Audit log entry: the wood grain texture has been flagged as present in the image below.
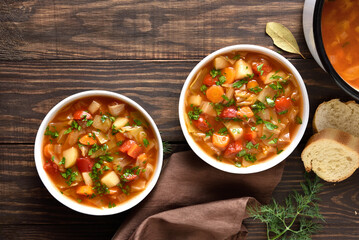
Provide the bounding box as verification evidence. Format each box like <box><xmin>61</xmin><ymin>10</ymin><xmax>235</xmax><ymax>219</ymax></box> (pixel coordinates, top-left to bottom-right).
<box><xmin>0</xmin><ymin>59</ymin><xmax>354</xmax><ymax>144</ymax></box>
<box><xmin>0</xmin><ymin>0</ymin><xmax>308</xmax><ymax>60</ymax></box>
<box><xmin>1</xmin><ymin>144</ymin><xmax>359</xmax><ymax>239</ymax></box>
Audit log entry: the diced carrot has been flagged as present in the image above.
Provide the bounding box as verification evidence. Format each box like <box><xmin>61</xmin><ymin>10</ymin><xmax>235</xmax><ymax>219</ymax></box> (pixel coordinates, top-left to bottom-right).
<box><xmin>206</xmin><ymin>85</ymin><xmax>224</xmax><ymax>103</ymax></box>
<box><xmin>237</xmin><ymin>106</ymin><xmax>254</xmax><ymax>118</ymax></box>
<box><xmin>212</xmin><ymin>133</ymin><xmax>230</xmax><ymax>149</ymax></box>
<box><xmin>127</xmin><ymin>144</ymin><xmax>144</xmax><ymax>159</ymax></box>
<box><xmin>247</xmin><ymin>80</ymin><xmax>259</xmax><ymax>89</ymax></box>
<box><xmin>244</xmin><ymin>130</ymin><xmax>257</xmax><ymax>143</ymax></box>
<box><xmin>79</xmin><ymin>134</ymin><xmax>97</xmax><ymax>146</ymax></box>
<box><xmin>137</xmin><ymin>153</ymin><xmax>147</xmax><ymax>162</ymax></box>
<box><xmin>108</xmin><ymin>187</ymin><xmax>119</xmax><ymax>195</ymax></box>
<box><xmin>44</xmin><ymin>144</ymin><xmax>54</xmax><ymax>158</ymax></box>
<box><xmin>221</xmin><ymin>67</ymin><xmax>235</xmax><ymax>84</ymax></box>
<box><xmin>115</xmin><ymin>132</ymin><xmax>126</xmax><ymax>142</ymax></box>
<box><xmin>119</xmin><ymin>140</ymin><xmax>136</xmax><ymax>153</ymax></box>
<box><xmin>76</xmin><ymin>185</ymin><xmax>94</xmax><ymax>196</ymax></box>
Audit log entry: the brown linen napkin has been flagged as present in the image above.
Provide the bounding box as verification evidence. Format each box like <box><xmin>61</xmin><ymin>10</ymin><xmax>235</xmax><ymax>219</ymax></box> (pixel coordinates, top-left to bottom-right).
<box><xmin>113</xmin><ymin>151</ymin><xmax>285</xmax><ymax>240</ymax></box>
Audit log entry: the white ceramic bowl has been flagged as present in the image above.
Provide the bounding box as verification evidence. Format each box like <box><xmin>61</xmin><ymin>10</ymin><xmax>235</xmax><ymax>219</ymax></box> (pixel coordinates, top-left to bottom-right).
<box><xmin>34</xmin><ymin>90</ymin><xmax>163</xmax><ymax>215</ymax></box>
<box><xmin>178</xmin><ymin>45</ymin><xmax>309</xmax><ymax>174</ymax></box>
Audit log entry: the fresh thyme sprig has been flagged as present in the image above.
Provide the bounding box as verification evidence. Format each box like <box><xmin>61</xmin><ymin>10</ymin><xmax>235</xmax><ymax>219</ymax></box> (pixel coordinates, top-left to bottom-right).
<box><xmin>248</xmin><ymin>173</ymin><xmax>324</xmax><ymax>240</ymax></box>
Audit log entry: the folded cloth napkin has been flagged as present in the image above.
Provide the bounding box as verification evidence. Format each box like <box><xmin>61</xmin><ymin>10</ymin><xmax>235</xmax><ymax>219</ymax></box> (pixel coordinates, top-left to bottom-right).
<box><xmin>113</xmin><ymin>151</ymin><xmax>285</xmax><ymax>240</ymax></box>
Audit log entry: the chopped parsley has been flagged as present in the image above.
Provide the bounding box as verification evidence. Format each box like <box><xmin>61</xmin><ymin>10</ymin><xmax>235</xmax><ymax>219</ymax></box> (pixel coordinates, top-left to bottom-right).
<box><xmin>206</xmin><ymin>129</ymin><xmax>214</xmax><ymax>137</ymax></box>
<box><xmin>264</xmin><ymin>121</ymin><xmax>278</xmax><ymax>130</ymax></box>
<box><xmin>222</xmin><ymin>95</ymin><xmax>230</xmax><ymax>101</ymax></box>
<box><xmin>188</xmin><ymin>105</ymin><xmax>203</xmax><ymax>120</ymax></box>
<box><xmin>233</xmin><ymin>54</ymin><xmax>241</xmax><ymax>60</ymax></box>
<box><xmin>255</xmin><ymin>115</ymin><xmax>264</xmax><ymax>125</ymax></box>
<box><xmin>210</xmin><ymin>68</ymin><xmax>221</xmax><ymax>78</ymax></box>
<box><xmin>296</xmin><ymin>116</ymin><xmax>302</xmax><ymax>124</ymax></box>
<box><xmin>246</xmin><ymin>141</ymin><xmax>259</xmax><ymax>149</ymax></box>
<box><xmin>61</xmin><ymin>169</ymin><xmax>78</xmax><ymax>186</ymax></box>
<box><xmin>216</xmin><ymin>76</ymin><xmax>226</xmax><ymax>86</ymax></box>
<box><xmin>235</xmin><ymin>162</ymin><xmax>242</xmax><ymax>168</ymax></box>
<box><xmin>211</xmin><ymin>103</ymin><xmax>224</xmax><ymax>116</ymax></box>
<box><xmin>249</xmin><ymin>86</ymin><xmax>263</xmax><ymax>93</ymax></box>
<box><xmin>200</xmin><ymin>85</ymin><xmax>208</xmax><ymax>95</ymax></box>
<box><xmin>277</xmin><ymin>148</ymin><xmax>283</xmax><ymax>154</ymax></box>
<box><xmin>88</xmin><ymin>144</ymin><xmax>100</xmax><ymax>156</ymax></box>
<box><xmin>218</xmin><ymin>127</ymin><xmax>228</xmax><ymax>136</ymax></box>
<box><xmin>269</xmin><ymin>70</ymin><xmax>282</xmax><ymax>80</ymax></box>
<box><xmin>236</xmin><ymin>150</ymin><xmax>257</xmax><ymax>162</ymax></box>
<box><xmin>257</xmin><ymin>63</ymin><xmax>264</xmax><ymax>75</ymax></box>
<box><xmin>278</xmin><ymin>110</ymin><xmax>288</xmax><ymax>115</ymax></box>
<box><xmin>233</xmin><ymin>79</ymin><xmax>248</xmax><ymax>89</ymax></box>
<box><xmin>133</xmin><ymin>119</ymin><xmax>142</xmax><ymax>126</ymax></box>
<box><xmin>86</xmin><ymin>119</ymin><xmax>94</xmax><ymax>127</ymax></box>
<box><xmin>268</xmin><ymin>138</ymin><xmax>278</xmax><ymax>144</ymax></box>
<box><xmin>251</xmin><ymin>101</ymin><xmax>266</xmax><ymax>113</ymax></box>
<box><xmin>108</xmin><ymin>202</ymin><xmax>116</xmax><ymax>208</ymax></box>
<box><xmin>59</xmin><ymin>157</ymin><xmax>65</xmax><ymax>165</ymax></box>
<box><xmin>265</xmin><ymin>97</ymin><xmax>275</xmax><ymax>107</ymax></box>
<box><xmin>44</xmin><ymin>127</ymin><xmax>59</xmax><ymax>138</ymax></box>
<box><xmin>99</xmin><ymin>154</ymin><xmax>113</xmax><ymax>162</ymax></box>
<box><xmin>143</xmin><ymin>138</ymin><xmax>149</xmax><ymax>147</ymax></box>
<box><xmin>101</xmin><ymin>114</ymin><xmax>115</xmax><ymax>123</ymax></box>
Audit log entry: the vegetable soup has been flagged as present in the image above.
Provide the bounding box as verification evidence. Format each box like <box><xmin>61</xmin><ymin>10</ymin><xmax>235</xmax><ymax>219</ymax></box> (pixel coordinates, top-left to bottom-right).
<box><xmin>184</xmin><ymin>51</ymin><xmax>303</xmax><ymax>168</ymax></box>
<box><xmin>321</xmin><ymin>0</ymin><xmax>359</xmax><ymax>89</ymax></box>
<box><xmin>42</xmin><ymin>97</ymin><xmax>158</xmax><ymax>209</ymax></box>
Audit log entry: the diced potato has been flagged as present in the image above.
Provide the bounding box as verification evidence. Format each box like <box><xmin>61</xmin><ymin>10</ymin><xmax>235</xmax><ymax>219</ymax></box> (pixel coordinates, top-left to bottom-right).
<box><xmin>93</xmin><ymin>115</ymin><xmax>111</xmax><ymax>132</ymax></box>
<box><xmin>108</xmin><ymin>103</ymin><xmax>125</xmax><ymax>117</ymax></box>
<box><xmin>263</xmin><ymin>70</ymin><xmax>287</xmax><ymax>84</ymax></box>
<box><xmin>234</xmin><ymin>59</ymin><xmax>253</xmax><ymax>80</ymax></box>
<box><xmin>101</xmin><ymin>171</ymin><xmax>120</xmax><ymax>188</ymax></box>
<box><xmin>63</xmin><ymin>147</ymin><xmax>79</xmax><ymax>168</ymax></box>
<box><xmin>93</xmin><ymin>130</ymin><xmax>109</xmax><ymax>144</ymax></box>
<box><xmin>214</xmin><ymin>56</ymin><xmax>230</xmax><ymax>69</ymax></box>
<box><xmin>223</xmin><ymin>122</ymin><xmax>243</xmax><ymax>140</ymax></box>
<box><xmin>188</xmin><ymin>95</ymin><xmax>202</xmax><ymax>106</ymax></box>
<box><xmin>131</xmin><ymin>179</ymin><xmax>146</xmax><ymax>192</ymax></box>
<box><xmin>113</xmin><ymin>117</ymin><xmax>129</xmax><ymax>130</ymax></box>
<box><xmin>88</xmin><ymin>100</ymin><xmax>101</xmax><ymax>114</ymax></box>
<box><xmin>82</xmin><ymin>172</ymin><xmax>93</xmax><ymax>186</ymax></box>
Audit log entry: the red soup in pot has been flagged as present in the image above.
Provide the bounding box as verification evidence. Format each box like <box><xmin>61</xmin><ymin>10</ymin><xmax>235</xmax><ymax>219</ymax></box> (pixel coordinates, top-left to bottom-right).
<box><xmin>322</xmin><ymin>0</ymin><xmax>359</xmax><ymax>89</ymax></box>
<box><xmin>42</xmin><ymin>97</ymin><xmax>158</xmax><ymax>209</ymax></box>
<box><xmin>184</xmin><ymin>51</ymin><xmax>303</xmax><ymax>168</ymax></box>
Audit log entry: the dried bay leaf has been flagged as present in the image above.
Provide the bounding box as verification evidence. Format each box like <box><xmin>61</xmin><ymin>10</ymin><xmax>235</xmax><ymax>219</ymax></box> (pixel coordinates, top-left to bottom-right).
<box><xmin>266</xmin><ymin>22</ymin><xmax>305</xmax><ymax>59</ymax></box>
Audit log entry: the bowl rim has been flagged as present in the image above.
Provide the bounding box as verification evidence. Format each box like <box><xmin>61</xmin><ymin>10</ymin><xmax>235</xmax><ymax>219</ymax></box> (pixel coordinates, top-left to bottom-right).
<box><xmin>178</xmin><ymin>44</ymin><xmax>309</xmax><ymax>174</ymax></box>
<box><xmin>34</xmin><ymin>90</ymin><xmax>163</xmax><ymax>216</ymax></box>
<box><xmin>313</xmin><ymin>0</ymin><xmax>359</xmax><ymax>101</ymax></box>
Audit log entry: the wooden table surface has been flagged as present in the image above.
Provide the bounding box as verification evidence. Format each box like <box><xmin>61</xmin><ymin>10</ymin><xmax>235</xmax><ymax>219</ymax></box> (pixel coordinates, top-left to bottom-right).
<box><xmin>1</xmin><ymin>0</ymin><xmax>358</xmax><ymax>239</ymax></box>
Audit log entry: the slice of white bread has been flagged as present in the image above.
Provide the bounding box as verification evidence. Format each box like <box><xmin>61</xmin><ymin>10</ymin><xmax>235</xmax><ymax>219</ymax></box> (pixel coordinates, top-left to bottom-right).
<box><xmin>301</xmin><ymin>128</ymin><xmax>359</xmax><ymax>182</ymax></box>
<box><xmin>313</xmin><ymin>99</ymin><xmax>359</xmax><ymax>137</ymax></box>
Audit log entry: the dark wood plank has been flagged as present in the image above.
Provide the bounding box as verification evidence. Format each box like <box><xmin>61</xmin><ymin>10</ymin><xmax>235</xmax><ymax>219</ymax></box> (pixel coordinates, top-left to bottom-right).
<box><xmin>1</xmin><ymin>144</ymin><xmax>359</xmax><ymax>240</ymax></box>
<box><xmin>0</xmin><ymin>0</ymin><xmax>308</xmax><ymax>60</ymax></box>
<box><xmin>0</xmin><ymin>59</ymin><xmax>354</xmax><ymax>144</ymax></box>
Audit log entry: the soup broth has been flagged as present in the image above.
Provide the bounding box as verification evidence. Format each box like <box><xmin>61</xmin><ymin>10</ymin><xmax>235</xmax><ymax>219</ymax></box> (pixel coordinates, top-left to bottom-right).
<box><xmin>322</xmin><ymin>0</ymin><xmax>359</xmax><ymax>89</ymax></box>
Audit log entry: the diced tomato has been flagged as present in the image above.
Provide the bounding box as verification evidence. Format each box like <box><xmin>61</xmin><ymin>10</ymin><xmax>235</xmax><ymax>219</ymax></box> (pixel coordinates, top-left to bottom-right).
<box><xmin>119</xmin><ymin>140</ymin><xmax>136</xmax><ymax>153</ymax></box>
<box><xmin>192</xmin><ymin>115</ymin><xmax>210</xmax><ymax>132</ymax></box>
<box><xmin>220</xmin><ymin>106</ymin><xmax>237</xmax><ymax>119</ymax></box>
<box><xmin>127</xmin><ymin>144</ymin><xmax>144</xmax><ymax>159</ymax></box>
<box><xmin>76</xmin><ymin>157</ymin><xmax>94</xmax><ymax>172</ymax></box>
<box><xmin>119</xmin><ymin>140</ymin><xmax>143</xmax><ymax>159</ymax></box>
<box><xmin>224</xmin><ymin>140</ymin><xmax>243</xmax><ymax>157</ymax></box>
<box><xmin>203</xmin><ymin>73</ymin><xmax>218</xmax><ymax>86</ymax></box>
<box><xmin>43</xmin><ymin>162</ymin><xmax>59</xmax><ymax>174</ymax></box>
<box><xmin>252</xmin><ymin>59</ymin><xmax>272</xmax><ymax>76</ymax></box>
<box><xmin>244</xmin><ymin>129</ymin><xmax>257</xmax><ymax>143</ymax></box>
<box><xmin>275</xmin><ymin>97</ymin><xmax>292</xmax><ymax>113</ymax></box>
<box><xmin>73</xmin><ymin>110</ymin><xmax>92</xmax><ymax>120</ymax></box>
